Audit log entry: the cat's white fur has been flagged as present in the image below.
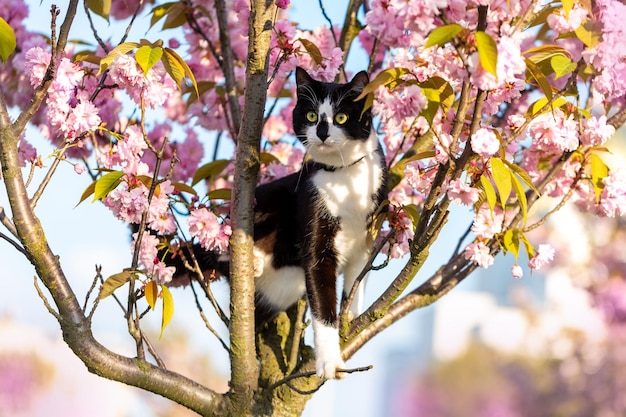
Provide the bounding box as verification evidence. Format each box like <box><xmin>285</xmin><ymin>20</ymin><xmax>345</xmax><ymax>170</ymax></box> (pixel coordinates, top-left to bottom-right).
<box><xmin>253</xmin><ymin>96</ymin><xmax>383</xmax><ymax>379</ymax></box>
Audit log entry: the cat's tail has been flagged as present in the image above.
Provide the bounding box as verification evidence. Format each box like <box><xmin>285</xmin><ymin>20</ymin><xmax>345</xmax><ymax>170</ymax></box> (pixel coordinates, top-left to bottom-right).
<box><xmin>162</xmin><ymin>242</ymin><xmax>230</xmax><ymax>287</ymax></box>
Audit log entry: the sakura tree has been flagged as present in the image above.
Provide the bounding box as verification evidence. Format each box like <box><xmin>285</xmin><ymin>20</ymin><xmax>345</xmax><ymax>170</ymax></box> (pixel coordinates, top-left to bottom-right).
<box><xmin>0</xmin><ymin>0</ymin><xmax>624</xmax><ymax>416</ymax></box>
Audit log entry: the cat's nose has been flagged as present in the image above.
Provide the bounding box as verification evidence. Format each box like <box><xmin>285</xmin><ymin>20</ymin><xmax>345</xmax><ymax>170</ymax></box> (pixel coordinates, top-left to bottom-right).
<box><xmin>317</xmin><ymin>121</ymin><xmax>329</xmax><ymax>142</ymax></box>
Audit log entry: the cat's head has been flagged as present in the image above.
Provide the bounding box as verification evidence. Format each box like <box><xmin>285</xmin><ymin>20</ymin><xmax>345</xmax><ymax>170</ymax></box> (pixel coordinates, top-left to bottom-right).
<box><xmin>292</xmin><ymin>67</ymin><xmax>376</xmax><ymax>168</ymax></box>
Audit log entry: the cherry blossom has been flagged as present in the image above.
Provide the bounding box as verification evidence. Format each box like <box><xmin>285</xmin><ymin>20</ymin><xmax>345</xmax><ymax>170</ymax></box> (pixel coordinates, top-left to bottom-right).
<box><xmin>528</xmin><ymin>244</ymin><xmax>555</xmax><ymax>271</ymax></box>
<box><xmin>470</xmin><ymin>128</ymin><xmax>500</xmax><ymax>157</ymax></box>
<box><xmin>447</xmin><ymin>179</ymin><xmax>480</xmax><ymax>206</ymax></box>
<box><xmin>464</xmin><ymin>242</ymin><xmax>495</xmax><ymax>269</ymax></box>
<box><xmin>187</xmin><ymin>207</ymin><xmax>232</xmax><ymax>253</ymax></box>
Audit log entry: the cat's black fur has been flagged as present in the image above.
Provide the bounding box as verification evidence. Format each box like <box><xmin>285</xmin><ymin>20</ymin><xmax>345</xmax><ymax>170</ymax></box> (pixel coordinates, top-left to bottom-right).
<box><xmin>171</xmin><ymin>67</ymin><xmax>387</xmax><ymax>379</ymax></box>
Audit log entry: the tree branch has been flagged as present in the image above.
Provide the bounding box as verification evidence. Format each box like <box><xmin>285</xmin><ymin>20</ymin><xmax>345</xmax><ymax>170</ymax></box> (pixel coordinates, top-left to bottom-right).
<box><xmin>228</xmin><ymin>0</ymin><xmax>276</xmax><ymax>413</ymax></box>
<box><xmin>215</xmin><ymin>0</ymin><xmax>242</xmax><ymax>137</ymax></box>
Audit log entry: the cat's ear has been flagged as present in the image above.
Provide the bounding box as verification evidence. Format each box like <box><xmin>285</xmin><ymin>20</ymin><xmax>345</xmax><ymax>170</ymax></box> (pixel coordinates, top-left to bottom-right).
<box><xmin>295</xmin><ymin>66</ymin><xmax>314</xmax><ymax>88</ymax></box>
<box><xmin>348</xmin><ymin>71</ymin><xmax>370</xmax><ymax>94</ymax></box>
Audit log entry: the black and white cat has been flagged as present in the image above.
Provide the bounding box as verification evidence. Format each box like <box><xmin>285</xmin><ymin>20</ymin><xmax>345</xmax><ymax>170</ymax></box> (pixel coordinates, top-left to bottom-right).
<box><xmin>177</xmin><ymin>67</ymin><xmax>387</xmax><ymax>379</ymax></box>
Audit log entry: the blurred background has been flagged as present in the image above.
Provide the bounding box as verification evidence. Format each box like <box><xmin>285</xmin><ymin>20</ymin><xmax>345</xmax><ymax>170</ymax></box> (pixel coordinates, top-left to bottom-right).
<box><xmin>2</xmin><ymin>2</ymin><xmax>626</xmax><ymax>417</ymax></box>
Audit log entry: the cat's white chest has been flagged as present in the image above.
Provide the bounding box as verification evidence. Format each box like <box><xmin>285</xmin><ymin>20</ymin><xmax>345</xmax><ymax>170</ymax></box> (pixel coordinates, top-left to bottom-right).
<box><xmin>312</xmin><ymin>154</ymin><xmax>383</xmax><ymax>260</ymax></box>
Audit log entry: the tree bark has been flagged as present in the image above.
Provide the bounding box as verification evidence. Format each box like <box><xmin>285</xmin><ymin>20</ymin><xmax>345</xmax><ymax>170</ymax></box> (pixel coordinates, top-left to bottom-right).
<box><xmin>228</xmin><ymin>0</ymin><xmax>277</xmax><ymax>414</ymax></box>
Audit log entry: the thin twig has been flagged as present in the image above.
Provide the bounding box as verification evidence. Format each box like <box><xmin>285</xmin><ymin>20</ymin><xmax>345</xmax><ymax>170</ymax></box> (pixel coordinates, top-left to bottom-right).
<box><xmin>269</xmin><ymin>365</ymin><xmax>373</xmax><ymax>393</ymax></box>
<box><xmin>0</xmin><ymin>207</ymin><xmax>17</xmax><ymax>239</ymax></box>
<box><xmin>83</xmin><ymin>265</ymin><xmax>102</xmax><ymax>313</ymax></box>
<box><xmin>83</xmin><ymin>0</ymin><xmax>109</xmax><ymax>53</ymax></box>
<box><xmin>0</xmin><ymin>231</ymin><xmax>28</xmax><ymax>258</ymax></box>
<box><xmin>34</xmin><ymin>276</ymin><xmax>61</xmax><ymax>320</ymax></box>
<box><xmin>30</xmin><ymin>142</ymin><xmax>72</xmax><ymax>209</ymax></box>
<box><xmin>190</xmin><ymin>279</ymin><xmax>230</xmax><ymax>352</ymax></box>
<box><xmin>141</xmin><ymin>331</ymin><xmax>166</xmax><ymax>368</ymax></box>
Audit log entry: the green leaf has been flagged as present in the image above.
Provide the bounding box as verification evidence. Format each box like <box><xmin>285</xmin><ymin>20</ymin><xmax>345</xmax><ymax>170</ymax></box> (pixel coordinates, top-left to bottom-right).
<box><xmin>77</xmin><ymin>180</ymin><xmax>97</xmax><ymax>206</ymax></box>
<box><xmin>93</xmin><ymin>171</ymin><xmax>125</xmax><ymax>201</ymax></box>
<box><xmin>550</xmin><ymin>55</ymin><xmax>577</xmax><ymax>79</ymax></box>
<box><xmin>401</xmin><ymin>204</ymin><xmax>421</xmax><ymax>227</ymax></box>
<box><xmin>425</xmin><ymin>23</ymin><xmax>463</xmax><ymax>48</ymax></box>
<box><xmin>525</xmin><ymin>57</ymin><xmax>553</xmax><ymax>100</ymax></box>
<box><xmin>135</xmin><ymin>45</ymin><xmax>163</xmax><ymax>76</ymax></box>
<box><xmin>161</xmin><ymin>2</ymin><xmax>188</xmax><ymax>30</ymax></box>
<box><xmin>511</xmin><ymin>174</ymin><xmax>528</xmax><ymax>225</ymax></box>
<box><xmin>480</xmin><ymin>174</ymin><xmax>497</xmax><ymax>213</ymax></box>
<box><xmin>87</xmin><ymin>0</ymin><xmax>112</xmax><ymax>21</ymax></box>
<box><xmin>260</xmin><ymin>152</ymin><xmax>281</xmax><ymax>165</ymax></box>
<box><xmin>527</xmin><ymin>96</ymin><xmax>569</xmax><ymax>116</ymax></box>
<box><xmin>0</xmin><ymin>17</ymin><xmax>16</xmax><ymax>62</ymax></box>
<box><xmin>574</xmin><ymin>19</ymin><xmax>601</xmax><ymax>48</ymax></box>
<box><xmin>354</xmin><ymin>67</ymin><xmax>412</xmax><ymax>101</ymax></box>
<box><xmin>519</xmin><ymin>230</ymin><xmax>535</xmax><ymax>259</ymax></box>
<box><xmin>150</xmin><ymin>2</ymin><xmax>177</xmax><ymax>28</ymax></box>
<box><xmin>160</xmin><ymin>285</ymin><xmax>174</xmax><ymax>339</ymax></box>
<box><xmin>354</xmin><ymin>67</ymin><xmax>412</xmax><ymax>117</ymax></box>
<box><xmin>172</xmin><ymin>181</ymin><xmax>197</xmax><ymax>196</ymax></box>
<box><xmin>523</xmin><ymin>44</ymin><xmax>572</xmax><ymax>63</ymax></box>
<box><xmin>503</xmin><ymin>229</ymin><xmax>520</xmax><ymax>258</ymax></box>
<box><xmin>98</xmin><ymin>42</ymin><xmax>141</xmax><ymax>74</ymax></box>
<box><xmin>503</xmin><ymin>160</ymin><xmax>540</xmax><ymax>196</ymax></box>
<box><xmin>420</xmin><ymin>76</ymin><xmax>455</xmax><ymax>113</ymax></box>
<box><xmin>207</xmin><ymin>188</ymin><xmax>232</xmax><ymax>201</ymax></box>
<box><xmin>100</xmin><ymin>270</ymin><xmax>135</xmax><ymax>299</ymax></box>
<box><xmin>490</xmin><ymin>158</ymin><xmax>512</xmax><ymax>210</ymax></box>
<box><xmin>192</xmin><ymin>159</ymin><xmax>230</xmax><ymax>186</ymax></box>
<box><xmin>475</xmin><ymin>31</ymin><xmax>498</xmax><ymax>77</ymax></box>
<box><xmin>162</xmin><ymin>47</ymin><xmax>198</xmax><ymax>96</ymax></box>
<box><xmin>590</xmin><ymin>153</ymin><xmax>609</xmax><ymax>203</ymax></box>
<box><xmin>298</xmin><ymin>38</ymin><xmax>323</xmax><ymax>66</ymax></box>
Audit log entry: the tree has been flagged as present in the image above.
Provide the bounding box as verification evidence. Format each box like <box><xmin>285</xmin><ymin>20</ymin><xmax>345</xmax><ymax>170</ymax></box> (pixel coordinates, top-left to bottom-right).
<box><xmin>0</xmin><ymin>0</ymin><xmax>625</xmax><ymax>416</ymax></box>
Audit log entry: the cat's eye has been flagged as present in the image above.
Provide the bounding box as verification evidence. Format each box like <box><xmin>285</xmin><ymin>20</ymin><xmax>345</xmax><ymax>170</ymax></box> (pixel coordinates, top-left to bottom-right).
<box><xmin>334</xmin><ymin>113</ymin><xmax>348</xmax><ymax>125</ymax></box>
<box><xmin>306</xmin><ymin>111</ymin><xmax>318</xmax><ymax>123</ymax></box>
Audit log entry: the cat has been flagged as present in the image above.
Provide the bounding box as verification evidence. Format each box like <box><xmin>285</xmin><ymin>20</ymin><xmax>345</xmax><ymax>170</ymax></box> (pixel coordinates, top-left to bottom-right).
<box><xmin>172</xmin><ymin>67</ymin><xmax>387</xmax><ymax>379</ymax></box>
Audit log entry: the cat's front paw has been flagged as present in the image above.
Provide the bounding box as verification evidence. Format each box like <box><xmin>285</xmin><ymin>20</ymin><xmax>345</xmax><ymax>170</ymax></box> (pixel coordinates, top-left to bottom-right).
<box><xmin>316</xmin><ymin>351</ymin><xmax>346</xmax><ymax>380</ymax></box>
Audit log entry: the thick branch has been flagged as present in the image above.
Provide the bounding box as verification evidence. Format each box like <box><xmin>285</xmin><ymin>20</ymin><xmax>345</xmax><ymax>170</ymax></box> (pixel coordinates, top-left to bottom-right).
<box><xmin>228</xmin><ymin>0</ymin><xmax>276</xmax><ymax>413</ymax></box>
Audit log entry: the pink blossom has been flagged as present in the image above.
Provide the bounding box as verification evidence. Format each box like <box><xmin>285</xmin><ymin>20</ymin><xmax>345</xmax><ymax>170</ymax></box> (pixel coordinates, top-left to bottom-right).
<box><xmin>104</xmin><ymin>182</ymin><xmax>149</xmax><ymax>224</ymax></box>
<box><xmin>263</xmin><ymin>115</ymin><xmax>289</xmax><ymax>143</ymax></box>
<box><xmin>528</xmin><ymin>108</ymin><xmax>579</xmax><ymax>153</ymax></box>
<box><xmin>471</xmin><ymin>128</ymin><xmax>500</xmax><ymax>157</ymax></box>
<box><xmin>64</xmin><ymin>99</ymin><xmax>102</xmax><ymax>137</ymax></box>
<box><xmin>132</xmin><ymin>232</ymin><xmax>159</xmax><ymax>271</ymax></box>
<box><xmin>131</xmin><ymin>233</ymin><xmax>175</xmax><ymax>284</ymax></box>
<box><xmin>447</xmin><ymin>179</ymin><xmax>480</xmax><ymax>206</ymax></box>
<box><xmin>381</xmin><ymin>208</ymin><xmax>415</xmax><ymax>259</ymax></box>
<box><xmin>471</xmin><ymin>204</ymin><xmax>504</xmax><ymax>239</ymax></box>
<box><xmin>17</xmin><ymin>139</ymin><xmax>37</xmax><ymax>166</ymax></box>
<box><xmin>434</xmin><ymin>133</ymin><xmax>453</xmax><ymax>164</ymax></box>
<box><xmin>276</xmin><ymin>0</ymin><xmax>290</xmax><ymax>9</ymax></box>
<box><xmin>108</xmin><ymin>54</ymin><xmax>178</xmax><ymax>109</ymax></box>
<box><xmin>528</xmin><ymin>244</ymin><xmax>555</xmax><ymax>270</ymax></box>
<box><xmin>598</xmin><ymin>168</ymin><xmax>626</xmax><ymax>217</ymax></box>
<box><xmin>187</xmin><ymin>208</ymin><xmax>232</xmax><ymax>252</ymax></box>
<box><xmin>547</xmin><ymin>5</ymin><xmax>588</xmax><ymax>34</ymax></box>
<box><xmin>511</xmin><ymin>264</ymin><xmax>523</xmax><ymax>279</ymax></box>
<box><xmin>73</xmin><ymin>163</ymin><xmax>85</xmax><ymax>175</ymax></box>
<box><xmin>464</xmin><ymin>242</ymin><xmax>495</xmax><ymax>268</ymax></box>
<box><xmin>55</xmin><ymin>58</ymin><xmax>84</xmax><ymax>91</ymax></box>
<box><xmin>23</xmin><ymin>46</ymin><xmax>51</xmax><ymax>86</ymax></box>
<box><xmin>580</xmin><ymin>115</ymin><xmax>615</xmax><ymax>146</ymax></box>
